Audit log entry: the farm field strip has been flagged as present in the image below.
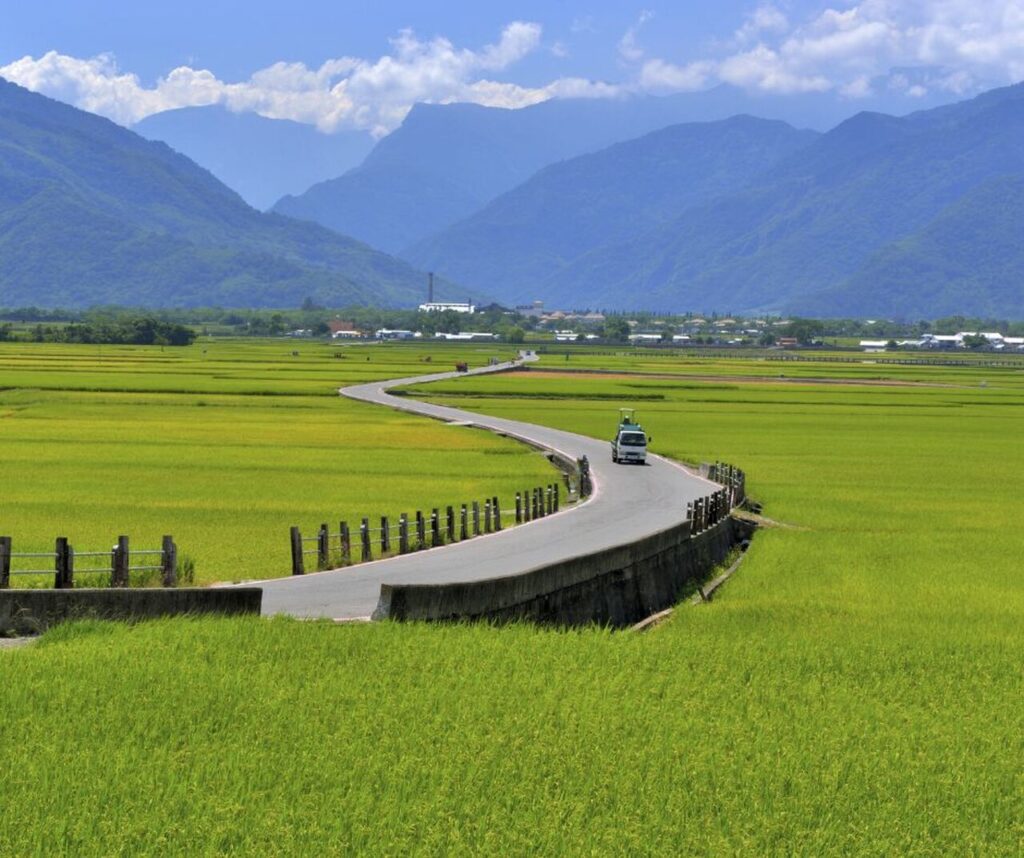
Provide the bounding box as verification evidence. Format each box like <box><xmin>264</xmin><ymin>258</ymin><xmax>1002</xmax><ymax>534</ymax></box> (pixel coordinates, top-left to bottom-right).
<box><xmin>3</xmin><ymin>346</ymin><xmax>1024</xmax><ymax>853</ymax></box>
<box><xmin>0</xmin><ymin>341</ymin><xmax>555</xmax><ymax>584</ymax></box>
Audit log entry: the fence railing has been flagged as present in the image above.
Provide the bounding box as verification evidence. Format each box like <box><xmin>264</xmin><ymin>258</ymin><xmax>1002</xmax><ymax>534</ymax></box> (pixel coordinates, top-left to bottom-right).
<box><xmin>701</xmin><ymin>461</ymin><xmax>746</xmax><ymax>507</ymax></box>
<box><xmin>683</xmin><ymin>461</ymin><xmax>748</xmax><ymax>536</ymax></box>
<box><xmin>0</xmin><ymin>535</ymin><xmax>178</xmax><ymax>589</ymax></box>
<box><xmin>289</xmin><ymin>482</ymin><xmax>566</xmax><ymax>575</ymax></box>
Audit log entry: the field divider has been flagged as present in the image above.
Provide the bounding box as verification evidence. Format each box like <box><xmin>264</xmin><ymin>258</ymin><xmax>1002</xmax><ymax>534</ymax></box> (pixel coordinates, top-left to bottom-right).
<box><xmin>0</xmin><ymin>535</ymin><xmax>180</xmax><ymax>590</ymax></box>
<box><xmin>287</xmin><ymin>481</ymin><xmax>568</xmax><ymax>575</ymax></box>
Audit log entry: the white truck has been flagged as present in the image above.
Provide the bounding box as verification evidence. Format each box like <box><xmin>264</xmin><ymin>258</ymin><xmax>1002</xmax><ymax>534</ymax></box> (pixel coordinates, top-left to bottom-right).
<box><xmin>611</xmin><ymin>409</ymin><xmax>650</xmax><ymax>464</ymax></box>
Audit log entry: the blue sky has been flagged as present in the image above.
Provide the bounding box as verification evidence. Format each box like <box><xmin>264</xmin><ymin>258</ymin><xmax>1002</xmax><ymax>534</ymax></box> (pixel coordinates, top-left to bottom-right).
<box><xmin>2</xmin><ymin>1</ymin><xmax>1022</xmax><ymax>134</ymax></box>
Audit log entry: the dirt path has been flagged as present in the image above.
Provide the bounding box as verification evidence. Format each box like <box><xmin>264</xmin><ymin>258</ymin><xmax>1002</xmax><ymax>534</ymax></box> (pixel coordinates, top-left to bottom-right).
<box><xmin>523</xmin><ymin>368</ymin><xmax>964</xmax><ymax>388</ymax></box>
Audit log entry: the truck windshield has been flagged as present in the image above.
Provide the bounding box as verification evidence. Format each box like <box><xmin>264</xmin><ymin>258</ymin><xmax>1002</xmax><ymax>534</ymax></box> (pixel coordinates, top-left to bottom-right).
<box><xmin>620</xmin><ymin>432</ymin><xmax>646</xmax><ymax>446</ymax></box>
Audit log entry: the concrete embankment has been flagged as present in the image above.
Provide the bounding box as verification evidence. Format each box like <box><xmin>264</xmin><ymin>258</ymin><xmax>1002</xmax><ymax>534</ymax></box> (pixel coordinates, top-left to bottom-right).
<box><xmin>373</xmin><ymin>515</ymin><xmax>755</xmax><ymax>627</ymax></box>
<box><xmin>0</xmin><ymin>588</ymin><xmax>262</xmax><ymax>636</ymax></box>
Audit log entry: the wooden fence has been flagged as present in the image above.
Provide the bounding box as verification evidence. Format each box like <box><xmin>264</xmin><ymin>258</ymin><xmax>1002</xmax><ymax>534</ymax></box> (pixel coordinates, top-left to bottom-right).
<box><xmin>289</xmin><ymin>482</ymin><xmax>564</xmax><ymax>575</ymax></box>
<box><xmin>0</xmin><ymin>535</ymin><xmax>178</xmax><ymax>589</ymax></box>
<box><xmin>684</xmin><ymin>461</ymin><xmax>747</xmax><ymax>536</ymax></box>
<box><xmin>701</xmin><ymin>461</ymin><xmax>747</xmax><ymax>507</ymax></box>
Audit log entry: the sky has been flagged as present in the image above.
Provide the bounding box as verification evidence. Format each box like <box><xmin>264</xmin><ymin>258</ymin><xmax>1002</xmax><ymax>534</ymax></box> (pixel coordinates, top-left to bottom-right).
<box><xmin>2</xmin><ymin>1</ymin><xmax>1023</xmax><ymax>136</ymax></box>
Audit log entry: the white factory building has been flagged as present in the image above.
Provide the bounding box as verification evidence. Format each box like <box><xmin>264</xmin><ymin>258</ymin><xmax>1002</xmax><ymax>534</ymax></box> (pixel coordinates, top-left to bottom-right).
<box><xmin>419</xmin><ymin>302</ymin><xmax>476</xmax><ymax>314</ymax></box>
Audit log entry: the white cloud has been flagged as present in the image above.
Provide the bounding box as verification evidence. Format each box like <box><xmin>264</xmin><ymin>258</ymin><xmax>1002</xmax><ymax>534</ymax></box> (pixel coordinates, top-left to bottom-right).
<box><xmin>639</xmin><ymin>58</ymin><xmax>713</xmax><ymax>91</ymax></box>
<box><xmin>735</xmin><ymin>5</ymin><xmax>790</xmax><ymax>45</ymax></box>
<box><xmin>4</xmin><ymin>3</ymin><xmax>1024</xmax><ymax>134</ymax></box>
<box><xmin>638</xmin><ymin>0</ymin><xmax>1024</xmax><ymax>97</ymax></box>
<box><xmin>0</xmin><ymin>22</ymin><xmax>554</xmax><ymax>135</ymax></box>
<box><xmin>619</xmin><ymin>11</ymin><xmax>654</xmax><ymax>63</ymax></box>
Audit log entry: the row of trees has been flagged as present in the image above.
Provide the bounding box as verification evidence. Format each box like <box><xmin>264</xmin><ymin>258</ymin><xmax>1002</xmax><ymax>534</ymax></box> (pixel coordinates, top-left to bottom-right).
<box><xmin>22</xmin><ymin>317</ymin><xmax>196</xmax><ymax>346</ymax></box>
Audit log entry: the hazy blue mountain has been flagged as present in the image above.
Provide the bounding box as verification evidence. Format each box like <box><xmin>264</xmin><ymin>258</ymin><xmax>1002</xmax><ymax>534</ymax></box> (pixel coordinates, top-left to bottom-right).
<box><xmin>799</xmin><ymin>177</ymin><xmax>1024</xmax><ymax>318</ymax></box>
<box><xmin>273</xmin><ymin>85</ymin><xmax>946</xmax><ymax>254</ymax></box>
<box><xmin>404</xmin><ymin>115</ymin><xmax>818</xmax><ymax>302</ymax></box>
<box><xmin>542</xmin><ymin>82</ymin><xmax>1024</xmax><ymax>317</ymax></box>
<box><xmin>134</xmin><ymin>106</ymin><xmax>373</xmax><ymax>210</ymax></box>
<box><xmin>0</xmin><ymin>78</ymin><xmax>448</xmax><ymax>308</ymax></box>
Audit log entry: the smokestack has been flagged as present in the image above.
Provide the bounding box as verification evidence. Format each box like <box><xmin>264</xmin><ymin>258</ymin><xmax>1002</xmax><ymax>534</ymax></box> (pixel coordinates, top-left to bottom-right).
<box><xmin>428</xmin><ymin>272</ymin><xmax>434</xmax><ymax>303</ymax></box>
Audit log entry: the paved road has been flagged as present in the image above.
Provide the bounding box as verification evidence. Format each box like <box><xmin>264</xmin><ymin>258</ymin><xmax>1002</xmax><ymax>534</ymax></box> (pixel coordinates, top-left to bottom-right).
<box><xmin>254</xmin><ymin>356</ymin><xmax>717</xmax><ymax>620</ymax></box>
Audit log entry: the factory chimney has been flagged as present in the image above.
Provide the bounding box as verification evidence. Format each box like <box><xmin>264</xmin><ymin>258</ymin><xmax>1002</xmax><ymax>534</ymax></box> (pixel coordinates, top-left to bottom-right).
<box><xmin>428</xmin><ymin>272</ymin><xmax>434</xmax><ymax>304</ymax></box>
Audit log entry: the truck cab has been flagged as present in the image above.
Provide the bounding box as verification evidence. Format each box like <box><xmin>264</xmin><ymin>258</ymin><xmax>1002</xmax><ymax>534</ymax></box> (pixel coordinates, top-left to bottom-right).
<box><xmin>611</xmin><ymin>409</ymin><xmax>650</xmax><ymax>464</ymax></box>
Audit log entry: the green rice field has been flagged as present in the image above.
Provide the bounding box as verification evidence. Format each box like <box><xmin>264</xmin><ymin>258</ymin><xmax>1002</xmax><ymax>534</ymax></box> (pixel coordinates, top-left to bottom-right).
<box><xmin>0</xmin><ymin>340</ymin><xmax>554</xmax><ymax>584</ymax></box>
<box><xmin>3</xmin><ymin>347</ymin><xmax>1024</xmax><ymax>854</ymax></box>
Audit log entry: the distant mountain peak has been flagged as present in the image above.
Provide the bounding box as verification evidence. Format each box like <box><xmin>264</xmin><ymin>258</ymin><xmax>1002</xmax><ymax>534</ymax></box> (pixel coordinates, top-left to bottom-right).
<box><xmin>0</xmin><ymin>79</ymin><xmax>446</xmax><ymax>309</ymax></box>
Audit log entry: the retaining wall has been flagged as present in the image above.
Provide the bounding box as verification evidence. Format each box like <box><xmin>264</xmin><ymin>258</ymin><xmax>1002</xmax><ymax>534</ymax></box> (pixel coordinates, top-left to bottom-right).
<box><xmin>373</xmin><ymin>515</ymin><xmax>755</xmax><ymax>628</ymax></box>
<box><xmin>0</xmin><ymin>588</ymin><xmax>263</xmax><ymax>636</ymax></box>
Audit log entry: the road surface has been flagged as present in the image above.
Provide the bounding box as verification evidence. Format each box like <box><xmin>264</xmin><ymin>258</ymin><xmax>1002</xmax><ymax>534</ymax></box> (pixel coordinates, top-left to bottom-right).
<box><xmin>254</xmin><ymin>356</ymin><xmax>717</xmax><ymax>619</ymax></box>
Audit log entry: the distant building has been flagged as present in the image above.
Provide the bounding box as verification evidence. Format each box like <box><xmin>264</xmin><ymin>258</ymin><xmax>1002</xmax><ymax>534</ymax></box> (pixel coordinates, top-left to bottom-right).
<box><xmin>329</xmin><ymin>320</ymin><xmax>362</xmax><ymax>339</ymax></box>
<box><xmin>515</xmin><ymin>301</ymin><xmax>545</xmax><ymax>318</ymax></box>
<box><xmin>777</xmin><ymin>337</ymin><xmax>799</xmax><ymax>348</ymax></box>
<box><xmin>554</xmin><ymin>330</ymin><xmax>579</xmax><ymax>342</ymax></box>
<box><xmin>859</xmin><ymin>339</ymin><xmax>889</xmax><ymax>352</ymax></box>
<box><xmin>433</xmin><ymin>332</ymin><xmax>497</xmax><ymax>341</ymax></box>
<box><xmin>419</xmin><ymin>302</ymin><xmax>475</xmax><ymax>314</ymax></box>
<box><xmin>376</xmin><ymin>329</ymin><xmax>417</xmax><ymax>340</ymax></box>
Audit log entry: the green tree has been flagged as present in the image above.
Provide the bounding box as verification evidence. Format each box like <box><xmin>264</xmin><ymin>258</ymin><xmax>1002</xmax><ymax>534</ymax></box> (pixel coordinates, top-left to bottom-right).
<box><xmin>603</xmin><ymin>317</ymin><xmax>630</xmax><ymax>343</ymax></box>
<box><xmin>784</xmin><ymin>318</ymin><xmax>825</xmax><ymax>345</ymax></box>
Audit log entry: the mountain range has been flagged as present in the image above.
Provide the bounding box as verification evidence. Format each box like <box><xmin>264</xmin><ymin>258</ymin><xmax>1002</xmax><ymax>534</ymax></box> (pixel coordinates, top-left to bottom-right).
<box><xmin>404</xmin><ymin>115</ymin><xmax>819</xmax><ymax>304</ymax></box>
<box><xmin>404</xmin><ymin>83</ymin><xmax>1024</xmax><ymax>318</ymax></box>
<box><xmin>135</xmin><ymin>106</ymin><xmax>373</xmax><ymax>210</ymax></box>
<box><xmin>271</xmin><ymin>84</ymin><xmax>929</xmax><ymax>256</ymax></box>
<box><xmin>0</xmin><ymin>79</ymin><xmax>448</xmax><ymax>309</ymax></box>
<box><xmin>2</xmin><ymin>71</ymin><xmax>1023</xmax><ymax>317</ymax></box>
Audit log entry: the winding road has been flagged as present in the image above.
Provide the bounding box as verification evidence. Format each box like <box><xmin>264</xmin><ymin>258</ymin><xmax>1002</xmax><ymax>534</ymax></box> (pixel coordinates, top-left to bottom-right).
<box><xmin>255</xmin><ymin>355</ymin><xmax>717</xmax><ymax>620</ymax></box>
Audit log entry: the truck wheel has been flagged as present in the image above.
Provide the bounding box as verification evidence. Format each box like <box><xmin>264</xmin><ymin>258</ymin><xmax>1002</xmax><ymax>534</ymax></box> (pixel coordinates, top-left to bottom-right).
<box><xmin>612</xmin><ymin>453</ymin><xmax>618</xmax><ymax>463</ymax></box>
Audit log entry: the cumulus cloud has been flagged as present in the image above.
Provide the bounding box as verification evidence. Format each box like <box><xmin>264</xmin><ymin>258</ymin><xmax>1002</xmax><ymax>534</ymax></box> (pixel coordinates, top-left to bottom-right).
<box><xmin>734</xmin><ymin>5</ymin><xmax>791</xmax><ymax>46</ymax></box>
<box><xmin>0</xmin><ymin>22</ymin><xmax>559</xmax><ymax>135</ymax></box>
<box><xmin>3</xmin><ymin>4</ymin><xmax>1024</xmax><ymax>133</ymax></box>
<box><xmin>643</xmin><ymin>0</ymin><xmax>1024</xmax><ymax>97</ymax></box>
<box><xmin>619</xmin><ymin>10</ymin><xmax>654</xmax><ymax>63</ymax></box>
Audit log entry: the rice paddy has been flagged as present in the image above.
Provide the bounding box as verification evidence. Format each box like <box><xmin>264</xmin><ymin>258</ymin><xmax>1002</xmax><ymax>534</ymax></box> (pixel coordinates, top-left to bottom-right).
<box><xmin>0</xmin><ymin>340</ymin><xmax>555</xmax><ymax>584</ymax></box>
<box><xmin>3</xmin><ymin>345</ymin><xmax>1024</xmax><ymax>854</ymax></box>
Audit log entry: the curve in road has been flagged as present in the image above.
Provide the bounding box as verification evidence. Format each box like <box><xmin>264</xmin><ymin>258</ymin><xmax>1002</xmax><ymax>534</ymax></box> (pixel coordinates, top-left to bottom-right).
<box><xmin>254</xmin><ymin>354</ymin><xmax>718</xmax><ymax>620</ymax></box>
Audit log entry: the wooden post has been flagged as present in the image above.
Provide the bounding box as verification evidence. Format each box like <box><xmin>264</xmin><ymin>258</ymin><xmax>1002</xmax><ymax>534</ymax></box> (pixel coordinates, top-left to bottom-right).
<box><xmin>446</xmin><ymin>506</ymin><xmax>455</xmax><ymax>543</ymax></box>
<box><xmin>546</xmin><ymin>485</ymin><xmax>553</xmax><ymax>515</ymax></box>
<box><xmin>380</xmin><ymin>516</ymin><xmax>391</xmax><ymax>554</ymax></box>
<box><xmin>523</xmin><ymin>489</ymin><xmax>531</xmax><ymax>522</ymax></box>
<box><xmin>55</xmin><ymin>537</ymin><xmax>72</xmax><ymax>589</ymax></box>
<box><xmin>161</xmin><ymin>535</ymin><xmax>177</xmax><ymax>588</ymax></box>
<box><xmin>460</xmin><ymin>504</ymin><xmax>469</xmax><ymax>540</ymax></box>
<box><xmin>515</xmin><ymin>492</ymin><xmax>522</xmax><ymax>523</ymax></box>
<box><xmin>693</xmin><ymin>498</ymin><xmax>703</xmax><ymax>533</ymax></box>
<box><xmin>0</xmin><ymin>536</ymin><xmax>10</xmax><ymax>589</ymax></box>
<box><xmin>399</xmin><ymin>514</ymin><xmax>409</xmax><ymax>554</ymax></box>
<box><xmin>553</xmin><ymin>483</ymin><xmax>560</xmax><ymax>512</ymax></box>
<box><xmin>290</xmin><ymin>526</ymin><xmax>305</xmax><ymax>575</ymax></box>
<box><xmin>317</xmin><ymin>523</ymin><xmax>330</xmax><ymax>570</ymax></box>
<box><xmin>484</xmin><ymin>500</ymin><xmax>492</xmax><ymax>533</ymax></box>
<box><xmin>416</xmin><ymin>511</ymin><xmax>426</xmax><ymax>549</ymax></box>
<box><xmin>493</xmin><ymin>497</ymin><xmax>502</xmax><ymax>531</ymax></box>
<box><xmin>431</xmin><ymin>509</ymin><xmax>441</xmax><ymax>547</ymax></box>
<box><xmin>530</xmin><ymin>489</ymin><xmax>538</xmax><ymax>520</ymax></box>
<box><xmin>112</xmin><ymin>535</ymin><xmax>129</xmax><ymax>588</ymax></box>
<box><xmin>472</xmin><ymin>501</ymin><xmax>480</xmax><ymax>536</ymax></box>
<box><xmin>360</xmin><ymin>518</ymin><xmax>372</xmax><ymax>562</ymax></box>
<box><xmin>340</xmin><ymin>521</ymin><xmax>351</xmax><ymax>565</ymax></box>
